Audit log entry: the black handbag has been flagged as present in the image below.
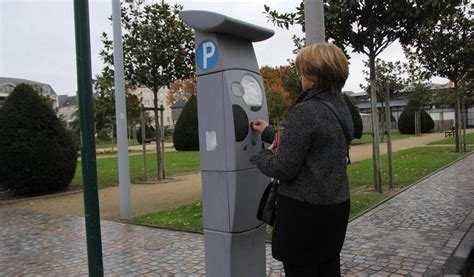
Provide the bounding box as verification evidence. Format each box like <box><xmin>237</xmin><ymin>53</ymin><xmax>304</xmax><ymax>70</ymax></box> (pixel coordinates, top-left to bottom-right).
<box><xmin>257</xmin><ymin>179</ymin><xmax>279</xmax><ymax>226</ymax></box>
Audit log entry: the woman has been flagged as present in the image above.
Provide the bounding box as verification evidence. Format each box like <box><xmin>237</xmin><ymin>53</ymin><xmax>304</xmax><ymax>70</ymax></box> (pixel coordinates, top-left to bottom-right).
<box><xmin>252</xmin><ymin>42</ymin><xmax>354</xmax><ymax>276</ymax></box>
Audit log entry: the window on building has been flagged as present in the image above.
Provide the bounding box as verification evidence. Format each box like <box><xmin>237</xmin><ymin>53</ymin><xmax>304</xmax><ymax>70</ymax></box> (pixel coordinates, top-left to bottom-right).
<box><xmin>42</xmin><ymin>86</ymin><xmax>50</xmax><ymax>95</ymax></box>
<box><xmin>3</xmin><ymin>85</ymin><xmax>14</xmax><ymax>93</ymax></box>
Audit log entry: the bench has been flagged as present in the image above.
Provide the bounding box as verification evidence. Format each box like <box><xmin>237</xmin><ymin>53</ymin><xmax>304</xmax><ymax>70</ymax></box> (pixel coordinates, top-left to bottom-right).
<box><xmin>445</xmin><ymin>127</ymin><xmax>455</xmax><ymax>138</ymax></box>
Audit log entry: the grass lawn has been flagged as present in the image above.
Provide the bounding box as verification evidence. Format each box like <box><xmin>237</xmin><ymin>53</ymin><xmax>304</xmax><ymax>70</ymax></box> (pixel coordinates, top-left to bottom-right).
<box><xmin>428</xmin><ymin>132</ymin><xmax>474</xmax><ymax>145</ymax></box>
<box><xmin>351</xmin><ymin>131</ymin><xmax>412</xmax><ymax>145</ymax></box>
<box><xmin>71</xmin><ymin>151</ymin><xmax>200</xmax><ymax>189</ymax></box>
<box><xmin>130</xmin><ymin>147</ymin><xmax>467</xmax><ymax>238</ymax></box>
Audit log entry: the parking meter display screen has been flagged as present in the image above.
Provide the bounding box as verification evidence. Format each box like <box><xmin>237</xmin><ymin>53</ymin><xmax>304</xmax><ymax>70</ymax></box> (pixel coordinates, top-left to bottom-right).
<box><xmin>241</xmin><ymin>75</ymin><xmax>263</xmax><ymax>108</ymax></box>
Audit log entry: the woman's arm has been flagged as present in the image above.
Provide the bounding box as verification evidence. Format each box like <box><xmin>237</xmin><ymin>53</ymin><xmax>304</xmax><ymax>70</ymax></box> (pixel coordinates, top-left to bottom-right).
<box><xmin>261</xmin><ymin>125</ymin><xmax>276</xmax><ymax>144</ymax></box>
<box><xmin>255</xmin><ymin>104</ymin><xmax>314</xmax><ymax>181</ymax></box>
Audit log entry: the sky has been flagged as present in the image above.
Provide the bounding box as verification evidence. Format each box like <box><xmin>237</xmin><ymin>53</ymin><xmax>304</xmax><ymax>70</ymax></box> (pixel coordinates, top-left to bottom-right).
<box><xmin>0</xmin><ymin>0</ymin><xmax>448</xmax><ymax>96</ymax></box>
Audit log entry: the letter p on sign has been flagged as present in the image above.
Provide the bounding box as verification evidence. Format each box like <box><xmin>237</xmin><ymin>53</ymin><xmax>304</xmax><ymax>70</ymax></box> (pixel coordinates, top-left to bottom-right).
<box><xmin>197</xmin><ymin>40</ymin><xmax>219</xmax><ymax>71</ymax></box>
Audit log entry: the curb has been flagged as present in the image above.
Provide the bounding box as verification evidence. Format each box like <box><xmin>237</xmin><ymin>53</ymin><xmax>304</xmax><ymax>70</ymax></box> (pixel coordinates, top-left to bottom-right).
<box><xmin>348</xmin><ymin>151</ymin><xmax>473</xmax><ymax>223</ymax></box>
<box><xmin>125</xmin><ymin>221</ymin><xmax>204</xmax><ymax>236</ymax></box>
<box><xmin>0</xmin><ymin>189</ymin><xmax>83</xmax><ymax>205</ymax></box>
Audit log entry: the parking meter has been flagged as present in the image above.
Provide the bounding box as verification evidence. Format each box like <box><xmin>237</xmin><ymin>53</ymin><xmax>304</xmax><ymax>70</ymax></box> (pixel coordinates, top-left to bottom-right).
<box><xmin>179</xmin><ymin>10</ymin><xmax>274</xmax><ymax>277</ymax></box>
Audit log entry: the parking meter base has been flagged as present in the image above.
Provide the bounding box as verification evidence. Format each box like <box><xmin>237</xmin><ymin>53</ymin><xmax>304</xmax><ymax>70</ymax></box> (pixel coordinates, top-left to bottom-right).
<box><xmin>202</xmin><ymin>169</ymin><xmax>268</xmax><ymax>232</ymax></box>
<box><xmin>204</xmin><ymin>224</ymin><xmax>266</xmax><ymax>277</ymax></box>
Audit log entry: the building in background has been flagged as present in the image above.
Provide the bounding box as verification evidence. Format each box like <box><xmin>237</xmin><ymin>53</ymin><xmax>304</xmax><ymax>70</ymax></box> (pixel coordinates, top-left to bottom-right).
<box><xmin>57</xmin><ymin>95</ymin><xmax>78</xmax><ymax>127</ymax></box>
<box><xmin>170</xmin><ymin>99</ymin><xmax>187</xmax><ymax>127</ymax></box>
<box><xmin>0</xmin><ymin>77</ymin><xmax>59</xmax><ymax>109</ymax></box>
<box><xmin>130</xmin><ymin>86</ymin><xmax>173</xmax><ymax>129</ymax></box>
<box><xmin>343</xmin><ymin>81</ymin><xmax>472</xmax><ymax>132</ymax></box>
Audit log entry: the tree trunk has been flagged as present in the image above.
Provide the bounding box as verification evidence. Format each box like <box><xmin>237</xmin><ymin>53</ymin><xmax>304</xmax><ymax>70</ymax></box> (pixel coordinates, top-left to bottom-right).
<box><xmin>160</xmin><ymin>105</ymin><xmax>166</xmax><ymax>179</ymax></box>
<box><xmin>454</xmin><ymin>84</ymin><xmax>461</xmax><ymax>153</ymax></box>
<box><xmin>153</xmin><ymin>88</ymin><xmax>163</xmax><ymax>180</ymax></box>
<box><xmin>385</xmin><ymin>84</ymin><xmax>393</xmax><ymax>189</ymax></box>
<box><xmin>415</xmin><ymin>110</ymin><xmax>421</xmax><ymax>136</ymax></box>
<box><xmin>462</xmin><ymin>96</ymin><xmax>467</xmax><ymax>152</ymax></box>
<box><xmin>380</xmin><ymin>101</ymin><xmax>385</xmax><ymax>143</ymax></box>
<box><xmin>369</xmin><ymin>55</ymin><xmax>382</xmax><ymax>193</ymax></box>
<box><xmin>140</xmin><ymin>105</ymin><xmax>147</xmax><ymax>182</ymax></box>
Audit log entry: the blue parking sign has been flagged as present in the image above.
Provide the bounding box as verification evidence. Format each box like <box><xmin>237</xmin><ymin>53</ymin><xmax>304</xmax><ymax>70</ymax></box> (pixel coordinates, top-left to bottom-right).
<box><xmin>196</xmin><ymin>40</ymin><xmax>219</xmax><ymax>71</ymax></box>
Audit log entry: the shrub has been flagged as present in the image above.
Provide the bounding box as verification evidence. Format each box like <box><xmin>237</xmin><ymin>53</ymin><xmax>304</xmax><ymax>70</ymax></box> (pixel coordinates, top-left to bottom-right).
<box><xmin>0</xmin><ymin>84</ymin><xmax>78</xmax><ymax>196</ymax></box>
<box><xmin>173</xmin><ymin>95</ymin><xmax>199</xmax><ymax>151</ymax></box>
<box><xmin>164</xmin><ymin>126</ymin><xmax>174</xmax><ymax>140</ymax></box>
<box><xmin>343</xmin><ymin>94</ymin><xmax>363</xmax><ymax>139</ymax></box>
<box><xmin>96</xmin><ymin>129</ymin><xmax>111</xmax><ymax>141</ymax></box>
<box><xmin>136</xmin><ymin>125</ymin><xmax>156</xmax><ymax>144</ymax></box>
<box><xmin>398</xmin><ymin>105</ymin><xmax>434</xmax><ymax>134</ymax></box>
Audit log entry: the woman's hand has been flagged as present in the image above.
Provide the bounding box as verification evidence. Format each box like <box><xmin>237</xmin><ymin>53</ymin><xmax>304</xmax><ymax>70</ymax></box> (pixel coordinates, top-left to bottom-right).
<box><xmin>251</xmin><ymin>119</ymin><xmax>269</xmax><ymax>134</ymax></box>
<box><xmin>268</xmin><ymin>140</ymin><xmax>277</xmax><ymax>154</ymax></box>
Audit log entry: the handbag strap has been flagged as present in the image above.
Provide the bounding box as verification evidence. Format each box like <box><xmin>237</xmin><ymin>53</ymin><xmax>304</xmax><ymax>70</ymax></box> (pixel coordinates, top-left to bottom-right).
<box><xmin>310</xmin><ymin>99</ymin><xmax>352</xmax><ymax>164</ymax></box>
<box><xmin>313</xmin><ymin>100</ymin><xmax>351</xmax><ymax>147</ymax></box>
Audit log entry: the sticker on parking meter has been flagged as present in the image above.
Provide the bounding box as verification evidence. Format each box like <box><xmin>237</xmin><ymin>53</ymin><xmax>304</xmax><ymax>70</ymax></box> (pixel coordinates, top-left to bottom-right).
<box><xmin>205</xmin><ymin>131</ymin><xmax>217</xmax><ymax>151</ymax></box>
<box><xmin>197</xmin><ymin>40</ymin><xmax>219</xmax><ymax>71</ymax></box>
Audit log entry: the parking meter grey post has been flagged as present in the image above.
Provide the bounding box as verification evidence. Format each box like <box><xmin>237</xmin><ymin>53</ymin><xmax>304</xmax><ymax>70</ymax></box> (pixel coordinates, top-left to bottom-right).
<box><xmin>179</xmin><ymin>10</ymin><xmax>274</xmax><ymax>277</ymax></box>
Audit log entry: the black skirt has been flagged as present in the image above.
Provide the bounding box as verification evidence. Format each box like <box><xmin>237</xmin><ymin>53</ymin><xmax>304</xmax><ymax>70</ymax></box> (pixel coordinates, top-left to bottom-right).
<box><xmin>271</xmin><ymin>193</ymin><xmax>350</xmax><ymax>265</ymax></box>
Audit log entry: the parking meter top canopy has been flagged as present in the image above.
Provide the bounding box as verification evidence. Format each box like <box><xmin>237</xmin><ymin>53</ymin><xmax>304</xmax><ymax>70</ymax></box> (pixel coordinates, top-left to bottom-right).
<box><xmin>179</xmin><ymin>10</ymin><xmax>274</xmax><ymax>42</ymax></box>
<box><xmin>180</xmin><ymin>10</ymin><xmax>275</xmax><ymax>78</ymax></box>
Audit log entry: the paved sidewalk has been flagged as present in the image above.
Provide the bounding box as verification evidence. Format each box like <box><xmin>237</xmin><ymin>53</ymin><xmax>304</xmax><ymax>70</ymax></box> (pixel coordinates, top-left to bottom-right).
<box><xmin>1</xmin><ymin>153</ymin><xmax>473</xmax><ymax>276</ymax></box>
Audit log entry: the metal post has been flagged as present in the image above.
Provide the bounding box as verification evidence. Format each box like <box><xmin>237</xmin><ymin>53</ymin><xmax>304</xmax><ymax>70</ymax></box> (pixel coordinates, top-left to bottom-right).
<box><xmin>304</xmin><ymin>0</ymin><xmax>326</xmax><ymax>45</ymax></box>
<box><xmin>414</xmin><ymin>111</ymin><xmax>419</xmax><ymax>136</ymax></box>
<box><xmin>160</xmin><ymin>105</ymin><xmax>166</xmax><ymax>179</ymax></box>
<box><xmin>141</xmin><ymin>105</ymin><xmax>148</xmax><ymax>181</ymax></box>
<box><xmin>73</xmin><ymin>0</ymin><xmax>104</xmax><ymax>275</ymax></box>
<box><xmin>385</xmin><ymin>85</ymin><xmax>393</xmax><ymax>189</ymax></box>
<box><xmin>112</xmin><ymin>0</ymin><xmax>132</xmax><ymax>220</ymax></box>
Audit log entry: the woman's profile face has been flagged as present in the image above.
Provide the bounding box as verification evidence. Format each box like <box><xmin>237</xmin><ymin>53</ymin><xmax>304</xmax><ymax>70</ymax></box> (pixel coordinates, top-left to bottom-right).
<box><xmin>301</xmin><ymin>75</ymin><xmax>314</xmax><ymax>91</ymax></box>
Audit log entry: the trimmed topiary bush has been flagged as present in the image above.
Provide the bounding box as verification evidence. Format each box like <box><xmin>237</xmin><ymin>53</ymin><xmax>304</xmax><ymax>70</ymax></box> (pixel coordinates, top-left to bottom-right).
<box><xmin>136</xmin><ymin>125</ymin><xmax>155</xmax><ymax>144</ymax></box>
<box><xmin>398</xmin><ymin>105</ymin><xmax>434</xmax><ymax>134</ymax></box>
<box><xmin>0</xmin><ymin>84</ymin><xmax>78</xmax><ymax>196</ymax></box>
<box><xmin>173</xmin><ymin>95</ymin><xmax>199</xmax><ymax>151</ymax></box>
<box><xmin>343</xmin><ymin>94</ymin><xmax>363</xmax><ymax>139</ymax></box>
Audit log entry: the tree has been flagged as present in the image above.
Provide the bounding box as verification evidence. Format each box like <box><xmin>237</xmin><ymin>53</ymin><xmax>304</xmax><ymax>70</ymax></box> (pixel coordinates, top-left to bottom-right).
<box><xmin>361</xmin><ymin>59</ymin><xmax>407</xmax><ymax>139</ymax></box>
<box><xmin>261</xmin><ymin>66</ymin><xmax>292</xmax><ymax>124</ymax></box>
<box><xmin>398</xmin><ymin>105</ymin><xmax>434</xmax><ymax>134</ymax></box>
<box><xmin>343</xmin><ymin>94</ymin><xmax>363</xmax><ymax>139</ymax></box>
<box><xmin>0</xmin><ymin>84</ymin><xmax>77</xmax><ymax>196</ymax></box>
<box><xmin>360</xmin><ymin>59</ymin><xmax>407</xmax><ymax>101</ymax></box>
<box><xmin>93</xmin><ymin>73</ymin><xmax>142</xmax><ymax>141</ymax></box>
<box><xmin>136</xmin><ymin>125</ymin><xmax>155</xmax><ymax>145</ymax></box>
<box><xmin>99</xmin><ymin>1</ymin><xmax>195</xmax><ymax>179</ymax></box>
<box><xmin>404</xmin><ymin>3</ymin><xmax>473</xmax><ymax>152</ymax></box>
<box><xmin>67</xmin><ymin>108</ymin><xmax>81</xmax><ymax>150</ymax></box>
<box><xmin>264</xmin><ymin>0</ymin><xmax>460</xmax><ymax>193</ymax></box>
<box><xmin>167</xmin><ymin>77</ymin><xmax>196</xmax><ymax>105</ymax></box>
<box><xmin>266</xmin><ymin>90</ymin><xmax>291</xmax><ymax>126</ymax></box>
<box><xmin>282</xmin><ymin>63</ymin><xmax>303</xmax><ymax>103</ymax></box>
<box><xmin>173</xmin><ymin>95</ymin><xmax>199</xmax><ymax>151</ymax></box>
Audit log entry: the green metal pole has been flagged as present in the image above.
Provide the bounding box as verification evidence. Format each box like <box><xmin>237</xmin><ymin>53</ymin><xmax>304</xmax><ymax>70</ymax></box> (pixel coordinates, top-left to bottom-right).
<box><xmin>73</xmin><ymin>0</ymin><xmax>104</xmax><ymax>276</ymax></box>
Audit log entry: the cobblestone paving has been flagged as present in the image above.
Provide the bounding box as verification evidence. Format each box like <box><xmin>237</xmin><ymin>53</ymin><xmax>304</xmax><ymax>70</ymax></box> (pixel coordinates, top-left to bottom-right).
<box><xmin>340</xmin><ymin>153</ymin><xmax>474</xmax><ymax>276</ymax></box>
<box><xmin>1</xmin><ymin>153</ymin><xmax>473</xmax><ymax>276</ymax></box>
